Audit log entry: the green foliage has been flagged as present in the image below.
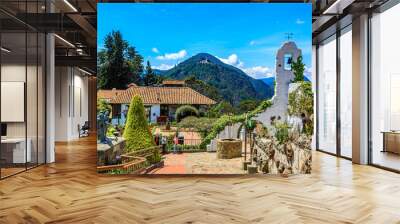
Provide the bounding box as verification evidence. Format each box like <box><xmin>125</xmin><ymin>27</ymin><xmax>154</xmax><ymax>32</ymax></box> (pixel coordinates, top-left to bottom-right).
<box><xmin>303</xmin><ymin>120</ymin><xmax>313</xmax><ymax>137</ymax></box>
<box><xmin>175</xmin><ymin>105</ymin><xmax>199</xmax><ymax>122</ymax></box>
<box><xmin>200</xmin><ymin>100</ymin><xmax>272</xmax><ymax>148</ymax></box>
<box><xmin>147</xmin><ymin>150</ymin><xmax>162</xmax><ymax>164</ymax></box>
<box><xmin>237</xmin><ymin>99</ymin><xmax>259</xmax><ymax>114</ymax></box>
<box><xmin>288</xmin><ymin>81</ymin><xmax>313</xmax><ymax>117</ymax></box>
<box><xmin>98</xmin><ymin>30</ymin><xmax>144</xmax><ymax>89</ymax></box>
<box><xmin>123</xmin><ymin>95</ymin><xmax>155</xmax><ymax>152</ymax></box>
<box><xmin>184</xmin><ymin>76</ymin><xmax>222</xmax><ymax>102</ymax></box>
<box><xmin>108</xmin><ymin>169</ymin><xmax>130</xmax><ymax>175</ymax></box>
<box><xmin>143</xmin><ymin>60</ymin><xmax>159</xmax><ymax>86</ymax></box>
<box><xmin>245</xmin><ymin>119</ymin><xmax>257</xmax><ymax>131</ymax></box>
<box><xmin>97</xmin><ymin>99</ymin><xmax>111</xmax><ymax>114</ymax></box>
<box><xmin>166</xmin><ymin>144</ymin><xmax>205</xmax><ymax>153</ymax></box>
<box><xmin>275</xmin><ymin>122</ymin><xmax>291</xmax><ymax>144</ymax></box>
<box><xmin>106</xmin><ymin>125</ymin><xmax>117</xmax><ymax>137</ymax></box>
<box><xmin>291</xmin><ymin>56</ymin><xmax>306</xmax><ymax>83</ymax></box>
<box><xmin>288</xmin><ymin>81</ymin><xmax>314</xmax><ymax>136</ymax></box>
<box><xmin>178</xmin><ymin>116</ymin><xmax>217</xmax><ymax>138</ymax></box>
<box><xmin>207</xmin><ymin>101</ymin><xmax>235</xmax><ymax>118</ymax></box>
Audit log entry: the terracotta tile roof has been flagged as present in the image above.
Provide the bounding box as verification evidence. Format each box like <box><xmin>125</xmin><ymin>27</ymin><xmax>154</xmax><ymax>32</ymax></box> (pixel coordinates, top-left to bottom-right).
<box><xmin>111</xmin><ymin>86</ymin><xmax>216</xmax><ymax>105</ymax></box>
<box><xmin>97</xmin><ymin>89</ymin><xmax>125</xmax><ymax>100</ymax></box>
<box><xmin>162</xmin><ymin>80</ymin><xmax>185</xmax><ymax>85</ymax></box>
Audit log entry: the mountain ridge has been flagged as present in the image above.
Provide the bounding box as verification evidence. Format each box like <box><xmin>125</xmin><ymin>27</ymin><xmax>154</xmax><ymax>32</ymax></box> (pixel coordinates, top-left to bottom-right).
<box><xmin>158</xmin><ymin>53</ymin><xmax>274</xmax><ymax>105</ymax></box>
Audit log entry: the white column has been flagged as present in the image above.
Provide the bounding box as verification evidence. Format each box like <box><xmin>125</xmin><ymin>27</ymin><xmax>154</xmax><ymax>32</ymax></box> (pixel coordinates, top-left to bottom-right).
<box><xmin>46</xmin><ymin>33</ymin><xmax>55</xmax><ymax>163</ymax></box>
<box><xmin>352</xmin><ymin>14</ymin><xmax>369</xmax><ymax>164</ymax></box>
<box><xmin>312</xmin><ymin>45</ymin><xmax>317</xmax><ymax>150</ymax></box>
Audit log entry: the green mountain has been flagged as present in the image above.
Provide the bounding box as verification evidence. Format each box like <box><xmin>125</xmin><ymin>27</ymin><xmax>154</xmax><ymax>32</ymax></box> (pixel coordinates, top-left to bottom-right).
<box><xmin>162</xmin><ymin>53</ymin><xmax>274</xmax><ymax>105</ymax></box>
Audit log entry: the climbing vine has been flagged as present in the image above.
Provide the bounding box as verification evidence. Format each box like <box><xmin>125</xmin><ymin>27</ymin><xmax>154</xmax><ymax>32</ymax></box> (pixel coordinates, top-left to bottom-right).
<box><xmin>288</xmin><ymin>81</ymin><xmax>314</xmax><ymax>136</ymax></box>
<box><xmin>200</xmin><ymin>100</ymin><xmax>272</xmax><ymax>149</ymax></box>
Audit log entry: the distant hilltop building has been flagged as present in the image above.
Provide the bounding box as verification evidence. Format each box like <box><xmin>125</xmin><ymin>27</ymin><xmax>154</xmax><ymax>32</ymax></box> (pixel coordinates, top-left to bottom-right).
<box><xmin>199</xmin><ymin>58</ymin><xmax>211</xmax><ymax>64</ymax></box>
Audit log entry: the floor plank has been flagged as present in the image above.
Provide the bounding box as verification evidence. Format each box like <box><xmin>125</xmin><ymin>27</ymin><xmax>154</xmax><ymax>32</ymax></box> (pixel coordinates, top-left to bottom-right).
<box><xmin>0</xmin><ymin>135</ymin><xmax>400</xmax><ymax>223</ymax></box>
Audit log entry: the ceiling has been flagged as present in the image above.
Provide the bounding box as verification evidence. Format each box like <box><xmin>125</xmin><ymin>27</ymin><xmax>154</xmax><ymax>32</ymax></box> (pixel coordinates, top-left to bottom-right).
<box><xmin>312</xmin><ymin>0</ymin><xmax>390</xmax><ymax>43</ymax></box>
<box><xmin>0</xmin><ymin>0</ymin><xmax>97</xmax><ymax>74</ymax></box>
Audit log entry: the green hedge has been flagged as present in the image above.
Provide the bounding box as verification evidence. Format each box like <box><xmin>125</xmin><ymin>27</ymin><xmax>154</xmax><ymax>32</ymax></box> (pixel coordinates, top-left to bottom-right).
<box><xmin>199</xmin><ymin>99</ymin><xmax>272</xmax><ymax>148</ymax></box>
<box><xmin>175</xmin><ymin>105</ymin><xmax>199</xmax><ymax>122</ymax></box>
<box><xmin>166</xmin><ymin>144</ymin><xmax>205</xmax><ymax>153</ymax></box>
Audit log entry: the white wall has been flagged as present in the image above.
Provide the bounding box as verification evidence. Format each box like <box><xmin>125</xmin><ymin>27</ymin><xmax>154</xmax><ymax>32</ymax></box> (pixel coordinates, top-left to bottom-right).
<box><xmin>150</xmin><ymin>105</ymin><xmax>160</xmax><ymax>123</ymax></box>
<box><xmin>54</xmin><ymin>67</ymin><xmax>89</xmax><ymax>141</ymax></box>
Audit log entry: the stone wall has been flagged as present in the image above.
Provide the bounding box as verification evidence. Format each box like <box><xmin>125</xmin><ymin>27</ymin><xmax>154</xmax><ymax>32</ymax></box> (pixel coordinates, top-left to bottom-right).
<box><xmin>97</xmin><ymin>138</ymin><xmax>126</xmax><ymax>166</ymax></box>
<box><xmin>254</xmin><ymin>133</ymin><xmax>312</xmax><ymax>175</ymax></box>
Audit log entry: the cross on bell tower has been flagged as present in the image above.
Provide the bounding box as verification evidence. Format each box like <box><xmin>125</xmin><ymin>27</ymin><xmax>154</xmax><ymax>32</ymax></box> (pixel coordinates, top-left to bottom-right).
<box><xmin>284</xmin><ymin>32</ymin><xmax>293</xmax><ymax>41</ymax></box>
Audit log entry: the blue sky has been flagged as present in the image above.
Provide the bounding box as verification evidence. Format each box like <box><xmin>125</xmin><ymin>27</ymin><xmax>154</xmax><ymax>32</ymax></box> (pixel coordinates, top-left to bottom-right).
<box><xmin>98</xmin><ymin>3</ymin><xmax>312</xmax><ymax>80</ymax></box>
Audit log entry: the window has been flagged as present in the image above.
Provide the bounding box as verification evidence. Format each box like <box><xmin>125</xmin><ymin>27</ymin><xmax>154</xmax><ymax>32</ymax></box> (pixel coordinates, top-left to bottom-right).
<box><xmin>370</xmin><ymin>3</ymin><xmax>400</xmax><ymax>171</ymax></box>
<box><xmin>284</xmin><ymin>54</ymin><xmax>293</xmax><ymax>70</ymax></box>
<box><xmin>339</xmin><ymin>26</ymin><xmax>352</xmax><ymax>158</ymax></box>
<box><xmin>317</xmin><ymin>35</ymin><xmax>337</xmax><ymax>154</ymax></box>
<box><xmin>0</xmin><ymin>1</ymin><xmax>47</xmax><ymax>179</ymax></box>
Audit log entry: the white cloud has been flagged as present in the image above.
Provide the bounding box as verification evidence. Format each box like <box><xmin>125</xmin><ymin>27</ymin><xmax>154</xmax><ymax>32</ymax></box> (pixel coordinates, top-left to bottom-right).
<box><xmin>156</xmin><ymin>49</ymin><xmax>187</xmax><ymax>60</ymax></box>
<box><xmin>152</xmin><ymin>47</ymin><xmax>159</xmax><ymax>53</ymax></box>
<box><xmin>305</xmin><ymin>66</ymin><xmax>312</xmax><ymax>73</ymax></box>
<box><xmin>296</xmin><ymin>18</ymin><xmax>305</xmax><ymax>25</ymax></box>
<box><xmin>242</xmin><ymin>66</ymin><xmax>273</xmax><ymax>79</ymax></box>
<box><xmin>304</xmin><ymin>66</ymin><xmax>313</xmax><ymax>81</ymax></box>
<box><xmin>217</xmin><ymin>54</ymin><xmax>244</xmax><ymax>68</ymax></box>
<box><xmin>152</xmin><ymin>63</ymin><xmax>174</xmax><ymax>70</ymax></box>
<box><xmin>218</xmin><ymin>54</ymin><xmax>273</xmax><ymax>79</ymax></box>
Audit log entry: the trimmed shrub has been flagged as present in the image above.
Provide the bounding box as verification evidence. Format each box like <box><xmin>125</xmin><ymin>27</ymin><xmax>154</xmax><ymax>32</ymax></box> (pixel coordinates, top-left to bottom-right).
<box><xmin>123</xmin><ymin>95</ymin><xmax>155</xmax><ymax>152</ymax></box>
<box><xmin>178</xmin><ymin>116</ymin><xmax>217</xmax><ymax>138</ymax></box>
<box><xmin>175</xmin><ymin>105</ymin><xmax>199</xmax><ymax>122</ymax></box>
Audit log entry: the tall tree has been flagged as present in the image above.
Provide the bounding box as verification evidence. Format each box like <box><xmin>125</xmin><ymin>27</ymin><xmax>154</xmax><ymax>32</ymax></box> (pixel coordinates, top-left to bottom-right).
<box><xmin>127</xmin><ymin>46</ymin><xmax>143</xmax><ymax>85</ymax></box>
<box><xmin>143</xmin><ymin>61</ymin><xmax>158</xmax><ymax>86</ymax></box>
<box><xmin>98</xmin><ymin>30</ymin><xmax>144</xmax><ymax>89</ymax></box>
<box><xmin>291</xmin><ymin>55</ymin><xmax>305</xmax><ymax>83</ymax></box>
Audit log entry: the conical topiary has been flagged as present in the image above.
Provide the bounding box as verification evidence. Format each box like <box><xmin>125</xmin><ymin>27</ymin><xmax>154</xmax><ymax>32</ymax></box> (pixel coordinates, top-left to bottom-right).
<box><xmin>123</xmin><ymin>95</ymin><xmax>155</xmax><ymax>152</ymax></box>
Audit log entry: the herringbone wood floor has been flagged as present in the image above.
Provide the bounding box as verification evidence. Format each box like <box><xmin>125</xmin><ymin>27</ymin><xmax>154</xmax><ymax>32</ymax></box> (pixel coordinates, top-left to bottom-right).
<box><xmin>1</xmin><ymin>136</ymin><xmax>400</xmax><ymax>224</ymax></box>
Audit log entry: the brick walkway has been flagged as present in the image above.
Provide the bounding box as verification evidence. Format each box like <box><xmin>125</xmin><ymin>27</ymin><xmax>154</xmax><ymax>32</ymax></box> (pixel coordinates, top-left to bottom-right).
<box><xmin>149</xmin><ymin>153</ymin><xmax>187</xmax><ymax>174</ymax></box>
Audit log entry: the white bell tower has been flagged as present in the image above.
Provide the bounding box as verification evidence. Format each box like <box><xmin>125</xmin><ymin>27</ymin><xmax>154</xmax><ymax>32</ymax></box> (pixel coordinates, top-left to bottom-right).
<box><xmin>255</xmin><ymin>41</ymin><xmax>301</xmax><ymax>126</ymax></box>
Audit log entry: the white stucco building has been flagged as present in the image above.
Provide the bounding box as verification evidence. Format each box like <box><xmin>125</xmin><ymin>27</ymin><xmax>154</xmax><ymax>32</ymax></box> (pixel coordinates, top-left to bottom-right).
<box><xmin>100</xmin><ymin>81</ymin><xmax>216</xmax><ymax>125</ymax></box>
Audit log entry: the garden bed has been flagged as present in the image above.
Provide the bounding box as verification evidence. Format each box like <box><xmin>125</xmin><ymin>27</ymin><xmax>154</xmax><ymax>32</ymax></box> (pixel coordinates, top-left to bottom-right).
<box><xmin>165</xmin><ymin>144</ymin><xmax>206</xmax><ymax>153</ymax></box>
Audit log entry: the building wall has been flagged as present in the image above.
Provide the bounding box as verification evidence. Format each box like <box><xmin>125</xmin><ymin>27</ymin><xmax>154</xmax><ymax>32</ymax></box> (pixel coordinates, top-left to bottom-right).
<box><xmin>54</xmin><ymin>67</ymin><xmax>89</xmax><ymax>141</ymax></box>
<box><xmin>150</xmin><ymin>105</ymin><xmax>160</xmax><ymax>123</ymax></box>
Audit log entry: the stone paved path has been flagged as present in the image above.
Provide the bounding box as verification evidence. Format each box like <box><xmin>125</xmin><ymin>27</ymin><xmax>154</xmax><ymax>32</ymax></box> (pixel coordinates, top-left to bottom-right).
<box><xmin>150</xmin><ymin>152</ymin><xmax>245</xmax><ymax>174</ymax></box>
